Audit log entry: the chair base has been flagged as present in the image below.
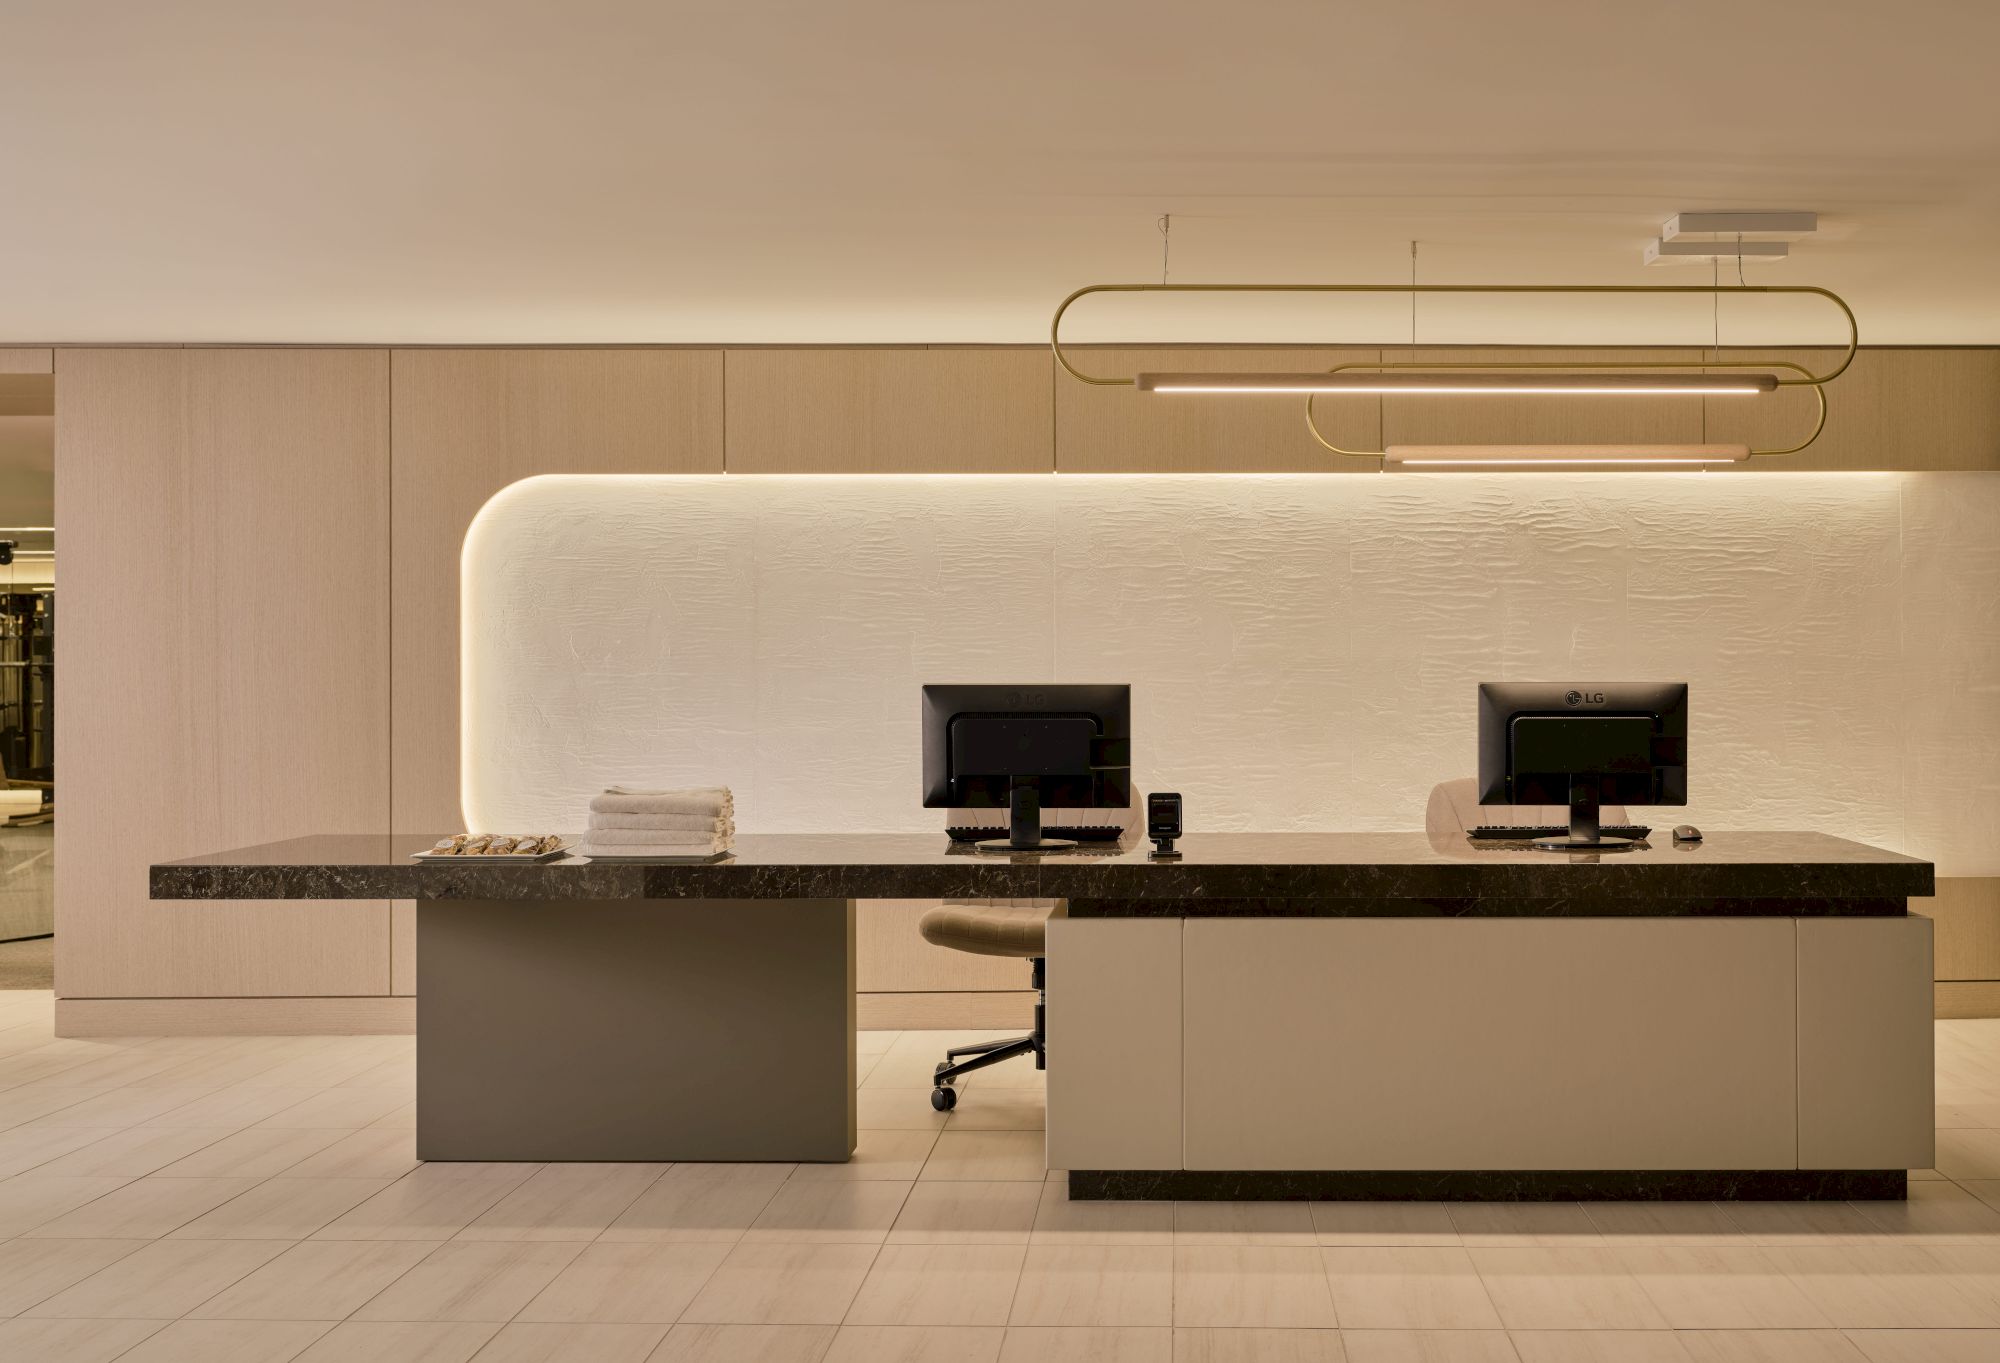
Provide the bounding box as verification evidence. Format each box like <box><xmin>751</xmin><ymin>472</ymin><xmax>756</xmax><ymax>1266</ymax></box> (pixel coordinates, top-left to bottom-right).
<box><xmin>931</xmin><ymin>957</ymin><xmax>1044</xmax><ymax>1111</ymax></box>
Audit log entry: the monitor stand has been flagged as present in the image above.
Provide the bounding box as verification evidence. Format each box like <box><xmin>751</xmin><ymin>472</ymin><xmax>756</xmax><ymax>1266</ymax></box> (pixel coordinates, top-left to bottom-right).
<box><xmin>974</xmin><ymin>781</ymin><xmax>1078</xmax><ymax>854</ymax></box>
<box><xmin>1531</xmin><ymin>780</ymin><xmax>1636</xmax><ymax>852</ymax></box>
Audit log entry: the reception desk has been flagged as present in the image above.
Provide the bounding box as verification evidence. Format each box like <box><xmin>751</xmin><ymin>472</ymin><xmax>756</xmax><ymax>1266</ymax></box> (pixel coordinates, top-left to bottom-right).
<box><xmin>153</xmin><ymin>830</ymin><xmax>1935</xmax><ymax>1199</ymax></box>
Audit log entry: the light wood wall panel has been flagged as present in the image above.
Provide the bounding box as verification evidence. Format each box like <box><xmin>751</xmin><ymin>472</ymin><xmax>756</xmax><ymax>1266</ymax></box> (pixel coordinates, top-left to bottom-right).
<box><xmin>1924</xmin><ymin>878</ymin><xmax>2000</xmax><ymax>982</ymax></box>
<box><xmin>1382</xmin><ymin>348</ymin><xmax>1707</xmax><ymax>450</ymax></box>
<box><xmin>857</xmin><ymin>991</ymin><xmax>1034</xmax><ymax>1030</ymax></box>
<box><xmin>856</xmin><ymin>901</ymin><xmax>1025</xmax><ymax>993</ymax></box>
<box><xmin>56</xmin><ymin>348</ymin><xmax>392</xmax><ymax>998</ymax></box>
<box><xmin>0</xmin><ymin>348</ymin><xmax>53</xmax><ymax>374</ymax></box>
<box><xmin>387</xmin><ymin>350</ymin><xmax>723</xmax><ymax>999</ymax></box>
<box><xmin>725</xmin><ymin>348</ymin><xmax>1052</xmax><ymax>472</ymax></box>
<box><xmin>1706</xmin><ymin>348</ymin><xmax>2000</xmax><ymax>471</ymax></box>
<box><xmin>45</xmin><ymin>342</ymin><xmax>2000</xmax><ymax>1031</ymax></box>
<box><xmin>1938</xmin><ymin>981</ymin><xmax>2000</xmax><ymax>1019</ymax></box>
<box><xmin>388</xmin><ymin>348</ymin><xmax>724</xmax><ymax>835</ymax></box>
<box><xmin>1056</xmin><ymin>348</ymin><xmax>1380</xmax><ymax>472</ymax></box>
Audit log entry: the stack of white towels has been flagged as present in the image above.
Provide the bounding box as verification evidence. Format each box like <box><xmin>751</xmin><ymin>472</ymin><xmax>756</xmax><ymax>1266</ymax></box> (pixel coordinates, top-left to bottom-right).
<box><xmin>578</xmin><ymin>786</ymin><xmax>735</xmax><ymax>859</ymax></box>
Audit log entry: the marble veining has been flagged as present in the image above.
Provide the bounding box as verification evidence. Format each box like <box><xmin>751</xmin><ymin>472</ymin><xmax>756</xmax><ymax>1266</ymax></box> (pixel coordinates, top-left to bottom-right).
<box><xmin>152</xmin><ymin>830</ymin><xmax>1931</xmax><ymax>908</ymax></box>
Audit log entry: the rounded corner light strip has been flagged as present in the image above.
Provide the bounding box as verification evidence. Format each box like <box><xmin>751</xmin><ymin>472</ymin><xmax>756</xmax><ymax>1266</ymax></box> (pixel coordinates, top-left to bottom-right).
<box><xmin>1133</xmin><ymin>372</ymin><xmax>1780</xmax><ymax>396</ymax></box>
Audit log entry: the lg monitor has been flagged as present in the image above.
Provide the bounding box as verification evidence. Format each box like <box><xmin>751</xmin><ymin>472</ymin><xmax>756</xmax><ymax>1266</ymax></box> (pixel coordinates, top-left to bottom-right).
<box><xmin>1478</xmin><ymin>682</ymin><xmax>1688</xmax><ymax>851</ymax></box>
<box><xmin>920</xmin><ymin>684</ymin><xmax>1132</xmax><ymax>852</ymax></box>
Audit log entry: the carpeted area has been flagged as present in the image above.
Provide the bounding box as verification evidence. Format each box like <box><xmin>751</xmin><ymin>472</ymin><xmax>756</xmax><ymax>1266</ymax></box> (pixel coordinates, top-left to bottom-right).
<box><xmin>0</xmin><ymin>933</ymin><xmax>54</xmax><ymax>989</ymax></box>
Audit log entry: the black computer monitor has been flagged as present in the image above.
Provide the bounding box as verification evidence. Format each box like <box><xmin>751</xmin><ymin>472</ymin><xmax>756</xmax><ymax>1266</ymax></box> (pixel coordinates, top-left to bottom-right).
<box><xmin>921</xmin><ymin>684</ymin><xmax>1132</xmax><ymax>852</ymax></box>
<box><xmin>1478</xmin><ymin>682</ymin><xmax>1688</xmax><ymax>851</ymax></box>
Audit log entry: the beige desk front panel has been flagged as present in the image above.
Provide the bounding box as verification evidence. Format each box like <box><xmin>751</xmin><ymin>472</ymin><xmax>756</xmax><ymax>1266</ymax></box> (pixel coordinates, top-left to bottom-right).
<box><xmin>1182</xmin><ymin>918</ymin><xmax>1799</xmax><ymax>1171</ymax></box>
<box><xmin>1797</xmin><ymin>916</ymin><xmax>1935</xmax><ymax>1170</ymax></box>
<box><xmin>1045</xmin><ymin>917</ymin><xmax>1183</xmax><ymax>1171</ymax></box>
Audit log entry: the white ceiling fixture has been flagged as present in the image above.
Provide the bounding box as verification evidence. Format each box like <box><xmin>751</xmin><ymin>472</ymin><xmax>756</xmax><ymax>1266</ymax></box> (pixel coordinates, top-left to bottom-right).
<box><xmin>1645</xmin><ymin>211</ymin><xmax>1820</xmax><ymax>265</ymax></box>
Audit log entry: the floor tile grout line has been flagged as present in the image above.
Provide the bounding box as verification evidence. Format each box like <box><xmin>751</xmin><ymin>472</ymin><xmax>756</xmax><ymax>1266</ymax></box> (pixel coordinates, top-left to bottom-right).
<box><xmin>83</xmin><ymin>1318</ymin><xmax>177</xmax><ymax>1363</ymax></box>
<box><xmin>475</xmin><ymin>1162</ymin><xmax>681</xmax><ymax>1332</ymax></box>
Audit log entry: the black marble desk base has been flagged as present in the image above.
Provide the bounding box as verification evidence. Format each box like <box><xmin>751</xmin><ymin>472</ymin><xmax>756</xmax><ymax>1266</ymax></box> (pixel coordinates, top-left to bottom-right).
<box><xmin>1069</xmin><ymin>1169</ymin><xmax>1907</xmax><ymax>1202</ymax></box>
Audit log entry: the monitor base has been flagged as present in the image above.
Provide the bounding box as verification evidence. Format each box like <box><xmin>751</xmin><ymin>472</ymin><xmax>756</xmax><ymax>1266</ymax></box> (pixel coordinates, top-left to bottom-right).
<box><xmin>974</xmin><ymin>837</ymin><xmax>1079</xmax><ymax>854</ymax></box>
<box><xmin>1530</xmin><ymin>835</ymin><xmax>1637</xmax><ymax>852</ymax></box>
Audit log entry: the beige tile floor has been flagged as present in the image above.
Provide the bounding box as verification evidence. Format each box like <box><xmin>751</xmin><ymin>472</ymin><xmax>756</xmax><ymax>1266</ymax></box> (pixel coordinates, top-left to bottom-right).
<box><xmin>2</xmin><ymin>990</ymin><xmax>1999</xmax><ymax>1362</ymax></box>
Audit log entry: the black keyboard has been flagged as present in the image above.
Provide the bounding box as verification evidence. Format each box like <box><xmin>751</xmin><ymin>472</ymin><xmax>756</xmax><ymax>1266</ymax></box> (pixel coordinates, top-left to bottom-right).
<box><xmin>947</xmin><ymin>824</ymin><xmax>1127</xmax><ymax>844</ymax></box>
<box><xmin>1469</xmin><ymin>824</ymin><xmax>1651</xmax><ymax>840</ymax></box>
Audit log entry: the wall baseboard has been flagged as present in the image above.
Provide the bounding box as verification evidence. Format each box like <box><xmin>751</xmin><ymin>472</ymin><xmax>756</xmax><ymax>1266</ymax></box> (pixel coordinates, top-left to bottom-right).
<box><xmin>56</xmin><ymin>996</ymin><xmax>416</xmax><ymax>1037</ymax></box>
<box><xmin>69</xmin><ymin>982</ymin><xmax>1977</xmax><ymax>1032</ymax></box>
<box><xmin>1935</xmin><ymin>981</ymin><xmax>2000</xmax><ymax>1020</ymax></box>
<box><xmin>858</xmin><ymin>990</ymin><xmax>1035</xmax><ymax>1031</ymax></box>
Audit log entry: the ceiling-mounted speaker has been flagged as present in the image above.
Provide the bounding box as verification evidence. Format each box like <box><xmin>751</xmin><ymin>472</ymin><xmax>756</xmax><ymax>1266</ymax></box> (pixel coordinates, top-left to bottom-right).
<box><xmin>1646</xmin><ymin>210</ymin><xmax>1819</xmax><ymax>265</ymax></box>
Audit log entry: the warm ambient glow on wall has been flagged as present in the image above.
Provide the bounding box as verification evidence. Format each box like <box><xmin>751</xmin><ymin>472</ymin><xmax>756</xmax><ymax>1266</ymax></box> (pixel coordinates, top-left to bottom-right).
<box><xmin>1053</xmin><ymin>281</ymin><xmax>1858</xmax><ymax>467</ymax></box>
<box><xmin>458</xmin><ymin>472</ymin><xmax>1983</xmax><ymax>873</ymax></box>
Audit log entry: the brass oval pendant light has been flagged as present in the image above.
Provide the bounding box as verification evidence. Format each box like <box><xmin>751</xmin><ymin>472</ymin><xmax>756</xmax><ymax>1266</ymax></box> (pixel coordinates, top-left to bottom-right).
<box><xmin>1049</xmin><ymin>275</ymin><xmax>1856</xmax><ymax>468</ymax></box>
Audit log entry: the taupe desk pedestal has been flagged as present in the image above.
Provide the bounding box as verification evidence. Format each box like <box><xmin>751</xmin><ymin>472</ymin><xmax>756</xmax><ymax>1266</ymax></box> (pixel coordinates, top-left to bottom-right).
<box><xmin>417</xmin><ymin>898</ymin><xmax>854</xmax><ymax>1162</ymax></box>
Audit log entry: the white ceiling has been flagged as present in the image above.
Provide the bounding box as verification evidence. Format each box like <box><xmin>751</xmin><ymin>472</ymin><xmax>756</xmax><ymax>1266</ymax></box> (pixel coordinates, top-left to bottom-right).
<box><xmin>3</xmin><ymin>1</ymin><xmax>1998</xmax><ymax>345</ymax></box>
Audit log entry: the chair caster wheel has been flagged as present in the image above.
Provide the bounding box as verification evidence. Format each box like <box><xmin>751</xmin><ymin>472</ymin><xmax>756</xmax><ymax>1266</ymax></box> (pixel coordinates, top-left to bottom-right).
<box><xmin>930</xmin><ymin>1086</ymin><xmax>957</xmax><ymax>1112</ymax></box>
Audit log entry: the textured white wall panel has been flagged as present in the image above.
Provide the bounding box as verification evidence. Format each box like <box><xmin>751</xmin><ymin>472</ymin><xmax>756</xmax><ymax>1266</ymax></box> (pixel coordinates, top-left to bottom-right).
<box><xmin>1901</xmin><ymin>475</ymin><xmax>2000</xmax><ymax>876</ymax></box>
<box><xmin>464</xmin><ymin>473</ymin><xmax>1999</xmax><ymax>874</ymax></box>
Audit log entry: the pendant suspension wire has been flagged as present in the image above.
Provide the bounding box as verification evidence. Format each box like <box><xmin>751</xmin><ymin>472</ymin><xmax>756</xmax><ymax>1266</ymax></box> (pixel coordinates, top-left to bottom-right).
<box><xmin>1409</xmin><ymin>240</ymin><xmax>1419</xmax><ymax>349</ymax></box>
<box><xmin>1158</xmin><ymin>214</ymin><xmax>1171</xmax><ymax>285</ymax></box>
<box><xmin>1705</xmin><ymin>256</ymin><xmax>1718</xmax><ymax>442</ymax></box>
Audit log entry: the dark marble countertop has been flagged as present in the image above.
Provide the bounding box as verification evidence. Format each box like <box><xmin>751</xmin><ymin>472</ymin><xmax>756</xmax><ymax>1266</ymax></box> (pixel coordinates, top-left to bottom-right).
<box><xmin>150</xmin><ymin>831</ymin><xmax>1932</xmax><ymax>914</ymax></box>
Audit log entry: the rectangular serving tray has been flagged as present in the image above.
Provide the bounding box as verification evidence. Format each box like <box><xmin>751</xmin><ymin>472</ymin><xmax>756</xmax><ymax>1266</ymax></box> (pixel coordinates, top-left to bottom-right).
<box><xmin>412</xmin><ymin>843</ymin><xmax>573</xmax><ymax>864</ymax></box>
<box><xmin>573</xmin><ymin>849</ymin><xmax>734</xmax><ymax>864</ymax></box>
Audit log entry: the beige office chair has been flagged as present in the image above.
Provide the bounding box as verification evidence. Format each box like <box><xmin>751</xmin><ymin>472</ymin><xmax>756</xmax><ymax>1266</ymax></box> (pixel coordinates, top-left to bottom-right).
<box><xmin>917</xmin><ymin>898</ymin><xmax>1057</xmax><ymax>1112</ymax></box>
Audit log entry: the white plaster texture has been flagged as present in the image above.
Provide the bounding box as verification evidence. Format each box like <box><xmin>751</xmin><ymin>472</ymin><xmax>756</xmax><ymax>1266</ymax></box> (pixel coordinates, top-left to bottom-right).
<box><xmin>464</xmin><ymin>473</ymin><xmax>1998</xmax><ymax>875</ymax></box>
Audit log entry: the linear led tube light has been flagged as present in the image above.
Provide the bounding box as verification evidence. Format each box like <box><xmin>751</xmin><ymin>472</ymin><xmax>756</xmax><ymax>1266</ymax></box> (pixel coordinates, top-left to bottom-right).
<box><xmin>1385</xmin><ymin>444</ymin><xmax>1751</xmax><ymax>470</ymax></box>
<box><xmin>1134</xmin><ymin>372</ymin><xmax>1780</xmax><ymax>396</ymax></box>
<box><xmin>1645</xmin><ymin>239</ymin><xmax>1789</xmax><ymax>266</ymax></box>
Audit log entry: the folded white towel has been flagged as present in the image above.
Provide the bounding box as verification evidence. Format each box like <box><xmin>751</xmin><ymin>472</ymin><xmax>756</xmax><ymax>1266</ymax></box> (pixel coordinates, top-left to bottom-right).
<box><xmin>581</xmin><ymin>827</ymin><xmax>733</xmax><ymax>848</ymax></box>
<box><xmin>587</xmin><ymin>811</ymin><xmax>734</xmax><ymax>833</ymax></box>
<box><xmin>590</xmin><ymin>789</ymin><xmax>734</xmax><ymax>817</ymax></box>
<box><xmin>579</xmin><ymin>836</ymin><xmax>730</xmax><ymax>858</ymax></box>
